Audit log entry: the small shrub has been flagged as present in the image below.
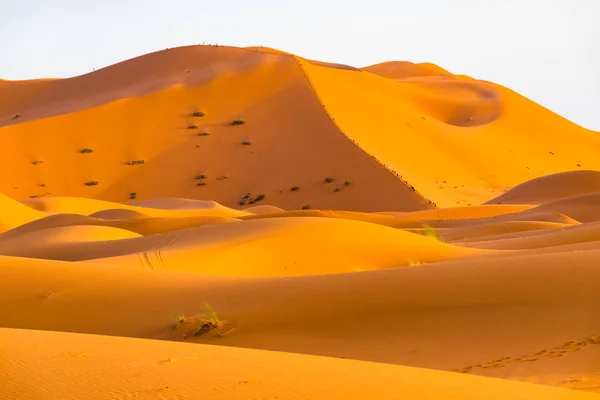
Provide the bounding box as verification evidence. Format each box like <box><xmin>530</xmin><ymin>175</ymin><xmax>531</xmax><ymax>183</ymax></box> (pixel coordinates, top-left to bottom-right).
<box><xmin>12</xmin><ymin>114</ymin><xmax>21</xmax><ymax>120</ymax></box>
<box><xmin>254</xmin><ymin>193</ymin><xmax>265</xmax><ymax>202</ymax></box>
<box><xmin>241</xmin><ymin>140</ymin><xmax>252</xmax><ymax>145</ymax></box>
<box><xmin>129</xmin><ymin>192</ymin><xmax>137</xmax><ymax>200</ymax></box>
<box><xmin>188</xmin><ymin>125</ymin><xmax>199</xmax><ymax>129</ymax></box>
<box><xmin>239</xmin><ymin>200</ymin><xmax>246</xmax><ymax>206</ymax></box>
<box><xmin>196</xmin><ymin>182</ymin><xmax>207</xmax><ymax>186</ymax></box>
<box><xmin>324</xmin><ymin>177</ymin><xmax>334</xmax><ymax>183</ymax></box>
<box><xmin>173</xmin><ymin>312</ymin><xmax>186</xmax><ymax>329</ymax></box>
<box><xmin>216</xmin><ymin>175</ymin><xmax>228</xmax><ymax>180</ymax></box>
<box><xmin>126</xmin><ymin>160</ymin><xmax>145</xmax><ymax>165</ymax></box>
<box><xmin>32</xmin><ymin>160</ymin><xmax>43</xmax><ymax>165</ymax></box>
<box><xmin>291</xmin><ymin>186</ymin><xmax>300</xmax><ymax>192</ymax></box>
<box><xmin>80</xmin><ymin>148</ymin><xmax>94</xmax><ymax>154</ymax></box>
<box><xmin>333</xmin><ymin>188</ymin><xmax>341</xmax><ymax>192</ymax></box>
<box><xmin>302</xmin><ymin>205</ymin><xmax>310</xmax><ymax>210</ymax></box>
<box><xmin>423</xmin><ymin>224</ymin><xmax>441</xmax><ymax>241</ymax></box>
<box><xmin>198</xmin><ymin>132</ymin><xmax>210</xmax><ymax>136</ymax></box>
<box><xmin>39</xmin><ymin>183</ymin><xmax>46</xmax><ymax>187</ymax></box>
<box><xmin>84</xmin><ymin>181</ymin><xmax>99</xmax><ymax>186</ymax></box>
<box><xmin>344</xmin><ymin>180</ymin><xmax>352</xmax><ymax>187</ymax></box>
<box><xmin>231</xmin><ymin>120</ymin><xmax>245</xmax><ymax>126</ymax></box>
<box><xmin>192</xmin><ymin>111</ymin><xmax>205</xmax><ymax>117</ymax></box>
<box><xmin>195</xmin><ymin>174</ymin><xmax>207</xmax><ymax>179</ymax></box>
<box><xmin>193</xmin><ymin>303</ymin><xmax>222</xmax><ymax>336</ymax></box>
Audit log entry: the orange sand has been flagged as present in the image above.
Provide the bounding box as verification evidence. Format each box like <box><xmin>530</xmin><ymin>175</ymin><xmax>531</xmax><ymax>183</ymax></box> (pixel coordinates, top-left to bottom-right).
<box><xmin>1</xmin><ymin>45</ymin><xmax>599</xmax><ymax>398</ymax></box>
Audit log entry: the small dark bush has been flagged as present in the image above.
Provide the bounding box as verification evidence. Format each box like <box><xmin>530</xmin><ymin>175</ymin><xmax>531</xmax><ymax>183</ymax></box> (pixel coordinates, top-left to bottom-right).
<box><xmin>231</xmin><ymin>120</ymin><xmax>245</xmax><ymax>126</ymax></box>
<box><xmin>195</xmin><ymin>174</ymin><xmax>207</xmax><ymax>179</ymax></box>
<box><xmin>129</xmin><ymin>192</ymin><xmax>137</xmax><ymax>199</ymax></box>
<box><xmin>333</xmin><ymin>188</ymin><xmax>341</xmax><ymax>192</ymax></box>
<box><xmin>344</xmin><ymin>180</ymin><xmax>352</xmax><ymax>186</ymax></box>
<box><xmin>216</xmin><ymin>175</ymin><xmax>228</xmax><ymax>180</ymax></box>
<box><xmin>188</xmin><ymin>125</ymin><xmax>199</xmax><ymax>129</ymax></box>
<box><xmin>192</xmin><ymin>111</ymin><xmax>205</xmax><ymax>117</ymax></box>
<box><xmin>302</xmin><ymin>205</ymin><xmax>310</xmax><ymax>210</ymax></box>
<box><xmin>239</xmin><ymin>200</ymin><xmax>246</xmax><ymax>206</ymax></box>
<box><xmin>12</xmin><ymin>114</ymin><xmax>21</xmax><ymax>120</ymax></box>
<box><xmin>80</xmin><ymin>148</ymin><xmax>94</xmax><ymax>154</ymax></box>
<box><xmin>198</xmin><ymin>132</ymin><xmax>210</xmax><ymax>136</ymax></box>
<box><xmin>126</xmin><ymin>160</ymin><xmax>145</xmax><ymax>165</ymax></box>
<box><xmin>32</xmin><ymin>160</ymin><xmax>43</xmax><ymax>165</ymax></box>
<box><xmin>84</xmin><ymin>181</ymin><xmax>99</xmax><ymax>186</ymax></box>
<box><xmin>254</xmin><ymin>194</ymin><xmax>265</xmax><ymax>202</ymax></box>
<box><xmin>241</xmin><ymin>140</ymin><xmax>252</xmax><ymax>145</ymax></box>
<box><xmin>324</xmin><ymin>177</ymin><xmax>334</xmax><ymax>183</ymax></box>
<box><xmin>291</xmin><ymin>186</ymin><xmax>300</xmax><ymax>192</ymax></box>
<box><xmin>196</xmin><ymin>182</ymin><xmax>207</xmax><ymax>186</ymax></box>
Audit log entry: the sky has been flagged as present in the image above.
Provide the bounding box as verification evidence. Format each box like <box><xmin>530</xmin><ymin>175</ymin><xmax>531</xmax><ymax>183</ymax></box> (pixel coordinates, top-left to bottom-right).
<box><xmin>1</xmin><ymin>0</ymin><xmax>598</xmax><ymax>130</ymax></box>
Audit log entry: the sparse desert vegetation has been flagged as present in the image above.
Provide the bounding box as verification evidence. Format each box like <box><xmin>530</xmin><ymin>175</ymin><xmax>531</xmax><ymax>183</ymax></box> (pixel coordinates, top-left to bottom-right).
<box><xmin>231</xmin><ymin>119</ymin><xmax>245</xmax><ymax>126</ymax></box>
<box><xmin>84</xmin><ymin>181</ymin><xmax>99</xmax><ymax>186</ymax></box>
<box><xmin>80</xmin><ymin>148</ymin><xmax>94</xmax><ymax>153</ymax></box>
<box><xmin>126</xmin><ymin>160</ymin><xmax>145</xmax><ymax>165</ymax></box>
<box><xmin>192</xmin><ymin>111</ymin><xmax>205</xmax><ymax>117</ymax></box>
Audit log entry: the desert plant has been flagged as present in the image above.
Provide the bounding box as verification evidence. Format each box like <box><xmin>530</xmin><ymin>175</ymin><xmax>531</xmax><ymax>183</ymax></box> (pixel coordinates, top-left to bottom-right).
<box><xmin>291</xmin><ymin>186</ymin><xmax>300</xmax><ymax>192</ymax></box>
<box><xmin>194</xmin><ymin>303</ymin><xmax>222</xmax><ymax>336</ymax></box>
<box><xmin>324</xmin><ymin>177</ymin><xmax>334</xmax><ymax>183</ymax></box>
<box><xmin>32</xmin><ymin>160</ymin><xmax>43</xmax><ymax>165</ymax></box>
<box><xmin>231</xmin><ymin>119</ymin><xmax>245</xmax><ymax>126</ymax></box>
<box><xmin>423</xmin><ymin>224</ymin><xmax>441</xmax><ymax>241</ymax></box>
<box><xmin>195</xmin><ymin>174</ymin><xmax>207</xmax><ymax>179</ymax></box>
<box><xmin>302</xmin><ymin>205</ymin><xmax>310</xmax><ymax>210</ymax></box>
<box><xmin>198</xmin><ymin>132</ymin><xmax>210</xmax><ymax>136</ymax></box>
<box><xmin>241</xmin><ymin>140</ymin><xmax>252</xmax><ymax>145</ymax></box>
<box><xmin>126</xmin><ymin>160</ymin><xmax>145</xmax><ymax>165</ymax></box>
<box><xmin>173</xmin><ymin>312</ymin><xmax>186</xmax><ymax>329</ymax></box>
<box><xmin>12</xmin><ymin>114</ymin><xmax>21</xmax><ymax>120</ymax></box>
<box><xmin>196</xmin><ymin>182</ymin><xmax>207</xmax><ymax>186</ymax></box>
<box><xmin>84</xmin><ymin>181</ymin><xmax>99</xmax><ymax>186</ymax></box>
<box><xmin>192</xmin><ymin>111</ymin><xmax>205</xmax><ymax>117</ymax></box>
<box><xmin>344</xmin><ymin>180</ymin><xmax>352</xmax><ymax>186</ymax></box>
<box><xmin>216</xmin><ymin>175</ymin><xmax>228</xmax><ymax>180</ymax></box>
<box><xmin>39</xmin><ymin>183</ymin><xmax>46</xmax><ymax>187</ymax></box>
<box><xmin>254</xmin><ymin>193</ymin><xmax>265</xmax><ymax>202</ymax></box>
<box><xmin>129</xmin><ymin>192</ymin><xmax>137</xmax><ymax>200</ymax></box>
<box><xmin>80</xmin><ymin>148</ymin><xmax>94</xmax><ymax>154</ymax></box>
<box><xmin>188</xmin><ymin>125</ymin><xmax>199</xmax><ymax>129</ymax></box>
<box><xmin>333</xmin><ymin>188</ymin><xmax>341</xmax><ymax>192</ymax></box>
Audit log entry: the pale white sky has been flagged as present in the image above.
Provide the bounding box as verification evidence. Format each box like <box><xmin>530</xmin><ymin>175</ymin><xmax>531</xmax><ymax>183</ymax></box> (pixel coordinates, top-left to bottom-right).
<box><xmin>1</xmin><ymin>0</ymin><xmax>598</xmax><ymax>130</ymax></box>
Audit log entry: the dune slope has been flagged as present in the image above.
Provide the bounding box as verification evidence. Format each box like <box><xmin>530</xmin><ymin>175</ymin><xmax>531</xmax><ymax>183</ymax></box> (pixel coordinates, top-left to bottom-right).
<box><xmin>0</xmin><ymin>46</ymin><xmax>428</xmax><ymax>212</ymax></box>
<box><xmin>3</xmin><ymin>328</ymin><xmax>596</xmax><ymax>400</ymax></box>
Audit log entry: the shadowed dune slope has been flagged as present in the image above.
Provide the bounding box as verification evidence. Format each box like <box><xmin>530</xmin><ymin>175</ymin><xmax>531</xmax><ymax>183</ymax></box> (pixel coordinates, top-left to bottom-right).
<box><xmin>3</xmin><ymin>329</ymin><xmax>595</xmax><ymax>400</ymax></box>
<box><xmin>299</xmin><ymin>58</ymin><xmax>600</xmax><ymax>207</ymax></box>
<box><xmin>485</xmin><ymin>170</ymin><xmax>600</xmax><ymax>205</ymax></box>
<box><xmin>0</xmin><ymin>250</ymin><xmax>599</xmax><ymax>392</ymax></box>
<box><xmin>0</xmin><ymin>46</ymin><xmax>429</xmax><ymax>212</ymax></box>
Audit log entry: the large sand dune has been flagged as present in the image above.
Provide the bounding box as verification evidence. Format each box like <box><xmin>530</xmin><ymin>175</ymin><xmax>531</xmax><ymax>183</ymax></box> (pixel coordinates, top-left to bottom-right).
<box><xmin>1</xmin><ymin>46</ymin><xmax>599</xmax><ymax>398</ymax></box>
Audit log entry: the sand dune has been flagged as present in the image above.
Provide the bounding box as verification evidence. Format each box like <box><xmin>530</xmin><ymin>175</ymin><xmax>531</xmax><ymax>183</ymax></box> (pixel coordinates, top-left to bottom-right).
<box><xmin>0</xmin><ymin>46</ymin><xmax>429</xmax><ymax>212</ymax></box>
<box><xmin>4</xmin><ymin>329</ymin><xmax>595</xmax><ymax>400</ymax></box>
<box><xmin>486</xmin><ymin>170</ymin><xmax>600</xmax><ymax>205</ymax></box>
<box><xmin>2</xmin><ymin>44</ymin><xmax>600</xmax><ymax>398</ymax></box>
<box><xmin>0</xmin><ymin>216</ymin><xmax>485</xmax><ymax>274</ymax></box>
<box><xmin>1</xmin><ymin>246</ymin><xmax>599</xmax><ymax>393</ymax></box>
